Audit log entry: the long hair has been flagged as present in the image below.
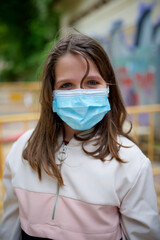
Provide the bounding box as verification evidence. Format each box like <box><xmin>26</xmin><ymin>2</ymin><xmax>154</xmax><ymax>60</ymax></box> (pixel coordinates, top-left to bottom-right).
<box><xmin>23</xmin><ymin>33</ymin><xmax>132</xmax><ymax>185</ymax></box>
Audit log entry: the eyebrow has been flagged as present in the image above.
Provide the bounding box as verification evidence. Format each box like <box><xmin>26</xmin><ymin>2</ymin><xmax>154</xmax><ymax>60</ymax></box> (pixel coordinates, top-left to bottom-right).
<box><xmin>56</xmin><ymin>74</ymin><xmax>104</xmax><ymax>84</ymax></box>
<box><xmin>55</xmin><ymin>78</ymin><xmax>73</xmax><ymax>86</ymax></box>
<box><xmin>85</xmin><ymin>75</ymin><xmax>104</xmax><ymax>80</ymax></box>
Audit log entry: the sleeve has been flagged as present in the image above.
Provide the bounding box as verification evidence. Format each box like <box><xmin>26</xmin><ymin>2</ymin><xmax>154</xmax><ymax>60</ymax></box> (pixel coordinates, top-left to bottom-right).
<box><xmin>120</xmin><ymin>158</ymin><xmax>160</xmax><ymax>240</ymax></box>
<box><xmin>0</xmin><ymin>159</ymin><xmax>21</xmax><ymax>240</ymax></box>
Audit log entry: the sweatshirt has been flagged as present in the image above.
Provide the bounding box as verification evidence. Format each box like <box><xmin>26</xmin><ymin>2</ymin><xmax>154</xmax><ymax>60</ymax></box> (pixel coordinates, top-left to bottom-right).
<box><xmin>0</xmin><ymin>129</ymin><xmax>160</xmax><ymax>240</ymax></box>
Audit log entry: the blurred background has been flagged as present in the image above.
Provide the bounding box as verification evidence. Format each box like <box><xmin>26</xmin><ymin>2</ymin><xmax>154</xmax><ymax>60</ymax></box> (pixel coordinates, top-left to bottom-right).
<box><xmin>0</xmin><ymin>0</ymin><xmax>160</xmax><ymax>218</ymax></box>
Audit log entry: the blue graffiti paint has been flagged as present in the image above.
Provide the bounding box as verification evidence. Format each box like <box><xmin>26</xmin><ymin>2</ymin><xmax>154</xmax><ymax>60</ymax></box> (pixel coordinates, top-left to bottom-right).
<box><xmin>94</xmin><ymin>2</ymin><xmax>160</xmax><ymax>107</ymax></box>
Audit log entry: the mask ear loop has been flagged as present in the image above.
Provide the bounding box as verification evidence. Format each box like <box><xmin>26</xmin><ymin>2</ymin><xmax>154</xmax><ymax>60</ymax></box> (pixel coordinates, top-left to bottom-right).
<box><xmin>107</xmin><ymin>87</ymin><xmax>110</xmax><ymax>98</ymax></box>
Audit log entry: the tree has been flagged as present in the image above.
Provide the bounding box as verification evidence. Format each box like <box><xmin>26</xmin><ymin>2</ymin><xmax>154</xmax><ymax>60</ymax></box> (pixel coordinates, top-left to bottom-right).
<box><xmin>0</xmin><ymin>0</ymin><xmax>60</xmax><ymax>82</ymax></box>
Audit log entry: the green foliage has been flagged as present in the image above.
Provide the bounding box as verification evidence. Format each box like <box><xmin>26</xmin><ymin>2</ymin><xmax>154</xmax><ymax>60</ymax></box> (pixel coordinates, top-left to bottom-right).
<box><xmin>0</xmin><ymin>0</ymin><xmax>60</xmax><ymax>82</ymax></box>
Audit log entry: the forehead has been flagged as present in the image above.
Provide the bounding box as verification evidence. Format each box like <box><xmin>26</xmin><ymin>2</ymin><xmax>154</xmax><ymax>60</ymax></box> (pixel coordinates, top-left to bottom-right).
<box><xmin>55</xmin><ymin>53</ymin><xmax>100</xmax><ymax>79</ymax></box>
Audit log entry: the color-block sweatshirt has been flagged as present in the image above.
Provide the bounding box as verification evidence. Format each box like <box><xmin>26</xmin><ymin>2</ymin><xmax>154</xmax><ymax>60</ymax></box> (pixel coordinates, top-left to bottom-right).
<box><xmin>0</xmin><ymin>129</ymin><xmax>160</xmax><ymax>240</ymax></box>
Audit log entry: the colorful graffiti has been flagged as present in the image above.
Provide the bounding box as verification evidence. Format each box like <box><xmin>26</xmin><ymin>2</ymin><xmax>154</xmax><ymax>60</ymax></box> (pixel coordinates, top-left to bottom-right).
<box><xmin>94</xmin><ymin>2</ymin><xmax>160</xmax><ymax>106</ymax></box>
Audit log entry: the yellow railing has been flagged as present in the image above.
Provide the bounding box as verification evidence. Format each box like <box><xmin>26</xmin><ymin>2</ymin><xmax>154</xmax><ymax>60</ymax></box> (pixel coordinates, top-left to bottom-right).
<box><xmin>0</xmin><ymin>113</ymin><xmax>40</xmax><ymax>210</ymax></box>
<box><xmin>0</xmin><ymin>113</ymin><xmax>40</xmax><ymax>177</ymax></box>
<box><xmin>0</xmin><ymin>104</ymin><xmax>160</xmax><ymax>211</ymax></box>
<box><xmin>0</xmin><ymin>81</ymin><xmax>41</xmax><ymax>91</ymax></box>
<box><xmin>0</xmin><ymin>82</ymin><xmax>41</xmax><ymax>114</ymax></box>
<box><xmin>127</xmin><ymin>104</ymin><xmax>160</xmax><ymax>166</ymax></box>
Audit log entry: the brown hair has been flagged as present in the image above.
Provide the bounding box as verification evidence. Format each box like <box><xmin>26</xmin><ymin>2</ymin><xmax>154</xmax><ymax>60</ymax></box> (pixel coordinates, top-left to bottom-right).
<box><xmin>23</xmin><ymin>33</ymin><xmax>132</xmax><ymax>185</ymax></box>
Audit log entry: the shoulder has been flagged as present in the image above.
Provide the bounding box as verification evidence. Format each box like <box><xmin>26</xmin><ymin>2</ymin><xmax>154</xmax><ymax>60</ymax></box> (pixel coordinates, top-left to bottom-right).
<box><xmin>117</xmin><ymin>135</ymin><xmax>149</xmax><ymax>166</ymax></box>
<box><xmin>6</xmin><ymin>129</ymin><xmax>34</xmax><ymax>164</ymax></box>
<box><xmin>11</xmin><ymin>128</ymin><xmax>34</xmax><ymax>149</ymax></box>
<box><xmin>17</xmin><ymin>128</ymin><xmax>34</xmax><ymax>143</ymax></box>
<box><xmin>117</xmin><ymin>135</ymin><xmax>151</xmax><ymax>181</ymax></box>
<box><xmin>115</xmin><ymin>135</ymin><xmax>152</xmax><ymax>200</ymax></box>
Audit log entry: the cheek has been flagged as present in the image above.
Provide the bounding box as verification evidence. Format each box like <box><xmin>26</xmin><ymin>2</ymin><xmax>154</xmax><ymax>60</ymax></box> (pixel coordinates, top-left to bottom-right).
<box><xmin>100</xmin><ymin>80</ymin><xmax>107</xmax><ymax>88</ymax></box>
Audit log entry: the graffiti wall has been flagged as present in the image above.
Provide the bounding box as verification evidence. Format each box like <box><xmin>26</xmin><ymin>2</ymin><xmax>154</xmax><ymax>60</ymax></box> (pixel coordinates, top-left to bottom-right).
<box><xmin>94</xmin><ymin>2</ymin><xmax>160</xmax><ymax>106</ymax></box>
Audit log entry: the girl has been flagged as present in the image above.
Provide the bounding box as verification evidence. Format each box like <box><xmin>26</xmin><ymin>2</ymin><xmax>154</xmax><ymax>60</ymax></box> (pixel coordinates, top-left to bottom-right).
<box><xmin>0</xmin><ymin>33</ymin><xmax>160</xmax><ymax>240</ymax></box>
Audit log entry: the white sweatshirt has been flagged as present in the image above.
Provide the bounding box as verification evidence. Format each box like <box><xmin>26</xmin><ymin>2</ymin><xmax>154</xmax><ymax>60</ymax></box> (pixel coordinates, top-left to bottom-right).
<box><xmin>0</xmin><ymin>129</ymin><xmax>160</xmax><ymax>240</ymax></box>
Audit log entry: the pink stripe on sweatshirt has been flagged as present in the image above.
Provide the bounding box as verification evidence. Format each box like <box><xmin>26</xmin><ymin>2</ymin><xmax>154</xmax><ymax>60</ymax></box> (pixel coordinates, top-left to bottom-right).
<box><xmin>15</xmin><ymin>188</ymin><xmax>121</xmax><ymax>240</ymax></box>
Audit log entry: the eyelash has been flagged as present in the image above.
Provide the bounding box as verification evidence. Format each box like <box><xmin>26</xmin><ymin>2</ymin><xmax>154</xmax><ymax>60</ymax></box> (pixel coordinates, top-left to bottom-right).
<box><xmin>59</xmin><ymin>80</ymin><xmax>100</xmax><ymax>89</ymax></box>
<box><xmin>87</xmin><ymin>80</ymin><xmax>99</xmax><ymax>85</ymax></box>
<box><xmin>60</xmin><ymin>83</ymin><xmax>72</xmax><ymax>89</ymax></box>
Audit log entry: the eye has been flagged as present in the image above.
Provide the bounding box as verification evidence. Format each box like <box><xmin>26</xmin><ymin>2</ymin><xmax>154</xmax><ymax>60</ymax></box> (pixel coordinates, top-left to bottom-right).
<box><xmin>84</xmin><ymin>79</ymin><xmax>100</xmax><ymax>89</ymax></box>
<box><xmin>60</xmin><ymin>82</ymin><xmax>72</xmax><ymax>89</ymax></box>
<box><xmin>88</xmin><ymin>80</ymin><xmax>99</xmax><ymax>85</ymax></box>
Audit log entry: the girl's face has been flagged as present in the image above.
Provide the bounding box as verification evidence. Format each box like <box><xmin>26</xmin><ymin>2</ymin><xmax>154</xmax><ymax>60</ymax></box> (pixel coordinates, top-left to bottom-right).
<box><xmin>54</xmin><ymin>53</ymin><xmax>107</xmax><ymax>90</ymax></box>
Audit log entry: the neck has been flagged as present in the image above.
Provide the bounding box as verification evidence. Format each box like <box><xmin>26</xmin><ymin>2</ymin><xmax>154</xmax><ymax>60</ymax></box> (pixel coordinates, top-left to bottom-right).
<box><xmin>64</xmin><ymin>123</ymin><xmax>80</xmax><ymax>142</ymax></box>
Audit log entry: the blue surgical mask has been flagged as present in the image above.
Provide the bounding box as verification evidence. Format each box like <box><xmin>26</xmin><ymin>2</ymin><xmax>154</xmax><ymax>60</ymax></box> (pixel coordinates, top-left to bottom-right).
<box><xmin>52</xmin><ymin>88</ymin><xmax>111</xmax><ymax>131</ymax></box>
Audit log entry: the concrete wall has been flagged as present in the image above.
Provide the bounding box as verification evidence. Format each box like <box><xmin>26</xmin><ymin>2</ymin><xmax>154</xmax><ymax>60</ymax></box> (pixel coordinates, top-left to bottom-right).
<box><xmin>58</xmin><ymin>0</ymin><xmax>160</xmax><ymax>108</ymax></box>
